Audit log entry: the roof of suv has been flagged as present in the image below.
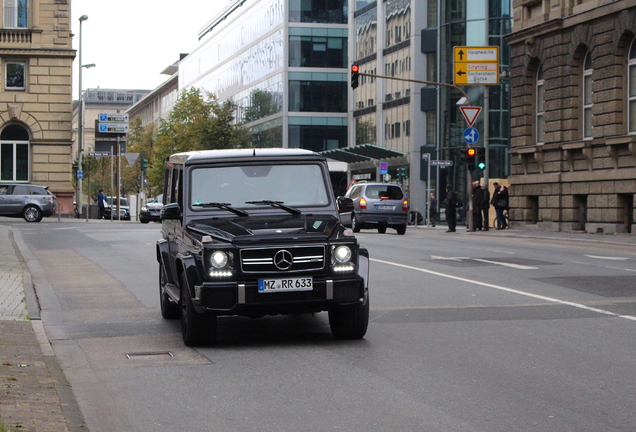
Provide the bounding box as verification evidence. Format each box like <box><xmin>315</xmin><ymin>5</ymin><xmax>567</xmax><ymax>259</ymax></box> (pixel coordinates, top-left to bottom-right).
<box><xmin>167</xmin><ymin>148</ymin><xmax>324</xmax><ymax>165</ymax></box>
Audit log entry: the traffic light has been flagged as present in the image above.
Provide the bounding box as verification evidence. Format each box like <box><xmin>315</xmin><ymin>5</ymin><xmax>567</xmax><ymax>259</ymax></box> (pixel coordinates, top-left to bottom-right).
<box><xmin>466</xmin><ymin>147</ymin><xmax>476</xmax><ymax>171</ymax></box>
<box><xmin>351</xmin><ymin>64</ymin><xmax>360</xmax><ymax>89</ymax></box>
<box><xmin>140</xmin><ymin>155</ymin><xmax>149</xmax><ymax>171</ymax></box>
<box><xmin>477</xmin><ymin>147</ymin><xmax>486</xmax><ymax>170</ymax></box>
<box><xmin>397</xmin><ymin>166</ymin><xmax>408</xmax><ymax>182</ymax></box>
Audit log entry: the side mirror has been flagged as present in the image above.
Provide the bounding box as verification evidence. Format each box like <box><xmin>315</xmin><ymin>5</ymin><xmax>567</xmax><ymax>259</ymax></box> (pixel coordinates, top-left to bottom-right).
<box><xmin>161</xmin><ymin>203</ymin><xmax>181</xmax><ymax>220</ymax></box>
<box><xmin>337</xmin><ymin>197</ymin><xmax>354</xmax><ymax>214</ymax></box>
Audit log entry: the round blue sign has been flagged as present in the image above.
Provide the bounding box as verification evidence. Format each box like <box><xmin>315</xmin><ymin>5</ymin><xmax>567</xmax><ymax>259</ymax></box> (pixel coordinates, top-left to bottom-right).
<box><xmin>463</xmin><ymin>127</ymin><xmax>480</xmax><ymax>144</ymax></box>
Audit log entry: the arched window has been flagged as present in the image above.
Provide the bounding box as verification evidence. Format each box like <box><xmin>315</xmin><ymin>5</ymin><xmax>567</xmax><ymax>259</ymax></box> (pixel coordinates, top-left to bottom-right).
<box><xmin>536</xmin><ymin>64</ymin><xmax>545</xmax><ymax>144</ymax></box>
<box><xmin>583</xmin><ymin>53</ymin><xmax>593</xmax><ymax>139</ymax></box>
<box><xmin>629</xmin><ymin>40</ymin><xmax>636</xmax><ymax>133</ymax></box>
<box><xmin>0</xmin><ymin>124</ymin><xmax>29</xmax><ymax>181</ymax></box>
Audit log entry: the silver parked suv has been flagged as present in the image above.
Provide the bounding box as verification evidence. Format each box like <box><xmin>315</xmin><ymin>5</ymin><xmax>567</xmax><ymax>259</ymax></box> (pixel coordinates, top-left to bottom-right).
<box><xmin>341</xmin><ymin>182</ymin><xmax>408</xmax><ymax>234</ymax></box>
<box><xmin>0</xmin><ymin>183</ymin><xmax>57</xmax><ymax>222</ymax></box>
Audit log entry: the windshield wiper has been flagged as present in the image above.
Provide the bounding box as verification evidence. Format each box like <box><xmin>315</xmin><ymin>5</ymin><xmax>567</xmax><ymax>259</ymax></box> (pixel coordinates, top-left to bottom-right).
<box><xmin>192</xmin><ymin>202</ymin><xmax>249</xmax><ymax>217</ymax></box>
<box><xmin>245</xmin><ymin>200</ymin><xmax>301</xmax><ymax>215</ymax></box>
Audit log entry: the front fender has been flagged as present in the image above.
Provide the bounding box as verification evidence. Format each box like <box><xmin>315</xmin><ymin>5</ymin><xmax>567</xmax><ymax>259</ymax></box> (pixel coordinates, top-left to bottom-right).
<box><xmin>156</xmin><ymin>239</ymin><xmax>175</xmax><ymax>284</ymax></box>
<box><xmin>176</xmin><ymin>253</ymin><xmax>201</xmax><ymax>296</ymax></box>
<box><xmin>358</xmin><ymin>247</ymin><xmax>369</xmax><ymax>289</ymax></box>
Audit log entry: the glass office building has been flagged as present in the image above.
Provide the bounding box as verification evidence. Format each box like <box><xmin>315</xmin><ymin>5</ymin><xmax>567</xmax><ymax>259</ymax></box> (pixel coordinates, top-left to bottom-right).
<box><xmin>349</xmin><ymin>0</ymin><xmax>511</xmax><ymax>215</ymax></box>
<box><xmin>179</xmin><ymin>0</ymin><xmax>349</xmax><ymax>152</ymax></box>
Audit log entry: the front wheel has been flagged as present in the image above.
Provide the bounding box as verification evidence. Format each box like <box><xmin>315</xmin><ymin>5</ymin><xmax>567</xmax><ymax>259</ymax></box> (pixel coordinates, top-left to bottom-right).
<box><xmin>328</xmin><ymin>296</ymin><xmax>369</xmax><ymax>340</ymax></box>
<box><xmin>23</xmin><ymin>205</ymin><xmax>42</xmax><ymax>222</ymax></box>
<box><xmin>180</xmin><ymin>272</ymin><xmax>217</xmax><ymax>346</ymax></box>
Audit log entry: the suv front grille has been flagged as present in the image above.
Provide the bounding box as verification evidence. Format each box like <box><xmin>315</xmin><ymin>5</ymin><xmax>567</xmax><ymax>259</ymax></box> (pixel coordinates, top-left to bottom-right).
<box><xmin>240</xmin><ymin>245</ymin><xmax>325</xmax><ymax>273</ymax></box>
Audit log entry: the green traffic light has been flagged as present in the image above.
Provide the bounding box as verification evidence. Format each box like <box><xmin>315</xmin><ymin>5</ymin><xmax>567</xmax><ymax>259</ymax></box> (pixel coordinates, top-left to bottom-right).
<box><xmin>477</xmin><ymin>161</ymin><xmax>486</xmax><ymax>170</ymax></box>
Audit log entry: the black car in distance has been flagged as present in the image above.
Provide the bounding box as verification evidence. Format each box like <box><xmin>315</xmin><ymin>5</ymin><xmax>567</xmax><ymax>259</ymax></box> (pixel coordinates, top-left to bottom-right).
<box><xmin>157</xmin><ymin>149</ymin><xmax>370</xmax><ymax>346</ymax></box>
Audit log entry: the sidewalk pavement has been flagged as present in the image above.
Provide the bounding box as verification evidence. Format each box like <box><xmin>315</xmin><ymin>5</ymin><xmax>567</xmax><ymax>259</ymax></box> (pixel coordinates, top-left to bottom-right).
<box><xmin>0</xmin><ymin>225</ymin><xmax>82</xmax><ymax>432</ymax></box>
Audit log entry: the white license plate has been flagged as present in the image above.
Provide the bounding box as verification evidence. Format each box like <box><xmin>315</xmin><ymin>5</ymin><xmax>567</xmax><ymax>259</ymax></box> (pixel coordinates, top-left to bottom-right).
<box><xmin>258</xmin><ymin>277</ymin><xmax>313</xmax><ymax>293</ymax></box>
<box><xmin>377</xmin><ymin>205</ymin><xmax>394</xmax><ymax>210</ymax></box>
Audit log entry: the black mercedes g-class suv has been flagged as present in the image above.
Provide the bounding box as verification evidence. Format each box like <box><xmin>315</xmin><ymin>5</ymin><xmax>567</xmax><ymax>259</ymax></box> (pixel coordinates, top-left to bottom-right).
<box><xmin>157</xmin><ymin>148</ymin><xmax>369</xmax><ymax>346</ymax></box>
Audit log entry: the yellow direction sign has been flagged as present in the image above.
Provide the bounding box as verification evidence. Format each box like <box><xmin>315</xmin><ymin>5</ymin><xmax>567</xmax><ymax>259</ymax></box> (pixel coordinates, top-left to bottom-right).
<box><xmin>453</xmin><ymin>46</ymin><xmax>499</xmax><ymax>86</ymax></box>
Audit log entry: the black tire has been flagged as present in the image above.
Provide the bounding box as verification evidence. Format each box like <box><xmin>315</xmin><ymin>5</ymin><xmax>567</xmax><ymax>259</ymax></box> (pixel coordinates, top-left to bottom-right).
<box><xmin>396</xmin><ymin>224</ymin><xmax>407</xmax><ymax>235</ymax></box>
<box><xmin>23</xmin><ymin>205</ymin><xmax>42</xmax><ymax>223</ymax></box>
<box><xmin>377</xmin><ymin>225</ymin><xmax>387</xmax><ymax>234</ymax></box>
<box><xmin>159</xmin><ymin>266</ymin><xmax>179</xmax><ymax>319</ymax></box>
<box><xmin>180</xmin><ymin>272</ymin><xmax>216</xmax><ymax>346</ymax></box>
<box><xmin>328</xmin><ymin>296</ymin><xmax>369</xmax><ymax>340</ymax></box>
<box><xmin>351</xmin><ymin>214</ymin><xmax>361</xmax><ymax>233</ymax></box>
<box><xmin>140</xmin><ymin>219</ymin><xmax>150</xmax><ymax>224</ymax></box>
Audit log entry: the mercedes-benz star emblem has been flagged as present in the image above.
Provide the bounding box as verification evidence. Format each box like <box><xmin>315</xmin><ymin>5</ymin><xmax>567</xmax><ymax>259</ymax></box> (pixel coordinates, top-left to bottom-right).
<box><xmin>273</xmin><ymin>250</ymin><xmax>293</xmax><ymax>270</ymax></box>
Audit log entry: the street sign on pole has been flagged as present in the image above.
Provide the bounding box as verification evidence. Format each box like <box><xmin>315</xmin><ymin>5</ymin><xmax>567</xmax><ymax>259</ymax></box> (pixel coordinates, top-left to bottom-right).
<box><xmin>431</xmin><ymin>160</ymin><xmax>453</xmax><ymax>167</ymax></box>
<box><xmin>460</xmin><ymin>106</ymin><xmax>482</xmax><ymax>127</ymax></box>
<box><xmin>98</xmin><ymin>122</ymin><xmax>129</xmax><ymax>133</ymax></box>
<box><xmin>88</xmin><ymin>151</ymin><xmax>111</xmax><ymax>157</ymax></box>
<box><xmin>99</xmin><ymin>113</ymin><xmax>128</xmax><ymax>123</ymax></box>
<box><xmin>453</xmin><ymin>46</ymin><xmax>499</xmax><ymax>85</ymax></box>
<box><xmin>379</xmin><ymin>162</ymin><xmax>389</xmax><ymax>174</ymax></box>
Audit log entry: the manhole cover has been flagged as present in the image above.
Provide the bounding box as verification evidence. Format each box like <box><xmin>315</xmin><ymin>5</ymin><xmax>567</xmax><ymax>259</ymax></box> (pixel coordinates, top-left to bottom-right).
<box><xmin>126</xmin><ymin>351</ymin><xmax>174</xmax><ymax>360</ymax></box>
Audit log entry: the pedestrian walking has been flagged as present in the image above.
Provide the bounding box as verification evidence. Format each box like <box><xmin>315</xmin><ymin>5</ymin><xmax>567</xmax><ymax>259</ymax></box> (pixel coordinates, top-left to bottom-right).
<box><xmin>429</xmin><ymin>192</ymin><xmax>438</xmax><ymax>227</ymax></box>
<box><xmin>471</xmin><ymin>181</ymin><xmax>483</xmax><ymax>230</ymax></box>
<box><xmin>491</xmin><ymin>182</ymin><xmax>508</xmax><ymax>229</ymax></box>
<box><xmin>97</xmin><ymin>189</ymin><xmax>107</xmax><ymax>220</ymax></box>
<box><xmin>444</xmin><ymin>185</ymin><xmax>458</xmax><ymax>232</ymax></box>
<box><xmin>480</xmin><ymin>183</ymin><xmax>490</xmax><ymax>231</ymax></box>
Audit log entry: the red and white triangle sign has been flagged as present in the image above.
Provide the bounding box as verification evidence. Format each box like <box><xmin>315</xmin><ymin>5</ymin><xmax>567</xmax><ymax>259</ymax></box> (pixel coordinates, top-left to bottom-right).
<box><xmin>460</xmin><ymin>106</ymin><xmax>482</xmax><ymax>127</ymax></box>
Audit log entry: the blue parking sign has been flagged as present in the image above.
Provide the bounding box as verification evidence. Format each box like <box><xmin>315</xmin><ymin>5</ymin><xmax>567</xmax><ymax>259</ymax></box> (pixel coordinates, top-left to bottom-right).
<box><xmin>77</xmin><ymin>170</ymin><xmax>83</xmax><ymax>179</ymax></box>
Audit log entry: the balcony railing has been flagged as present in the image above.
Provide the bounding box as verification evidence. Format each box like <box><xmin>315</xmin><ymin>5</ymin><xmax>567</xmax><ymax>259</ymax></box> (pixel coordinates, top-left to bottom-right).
<box><xmin>0</xmin><ymin>29</ymin><xmax>32</xmax><ymax>45</ymax></box>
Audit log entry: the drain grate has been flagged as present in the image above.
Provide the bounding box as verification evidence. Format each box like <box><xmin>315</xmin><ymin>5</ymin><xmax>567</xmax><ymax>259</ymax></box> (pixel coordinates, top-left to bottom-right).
<box><xmin>126</xmin><ymin>351</ymin><xmax>174</xmax><ymax>360</ymax></box>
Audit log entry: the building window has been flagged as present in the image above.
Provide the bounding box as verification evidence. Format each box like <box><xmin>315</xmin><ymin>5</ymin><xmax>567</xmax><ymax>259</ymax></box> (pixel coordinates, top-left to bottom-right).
<box><xmin>536</xmin><ymin>64</ymin><xmax>544</xmax><ymax>144</ymax></box>
<box><xmin>289</xmin><ymin>35</ymin><xmax>347</xmax><ymax>68</ymax></box>
<box><xmin>289</xmin><ymin>80</ymin><xmax>347</xmax><ymax>112</ymax></box>
<box><xmin>0</xmin><ymin>124</ymin><xmax>29</xmax><ymax>182</ymax></box>
<box><xmin>583</xmin><ymin>53</ymin><xmax>593</xmax><ymax>139</ymax></box>
<box><xmin>629</xmin><ymin>40</ymin><xmax>636</xmax><ymax>134</ymax></box>
<box><xmin>5</xmin><ymin>61</ymin><xmax>25</xmax><ymax>90</ymax></box>
<box><xmin>3</xmin><ymin>0</ymin><xmax>28</xmax><ymax>28</ymax></box>
<box><xmin>289</xmin><ymin>0</ymin><xmax>347</xmax><ymax>24</ymax></box>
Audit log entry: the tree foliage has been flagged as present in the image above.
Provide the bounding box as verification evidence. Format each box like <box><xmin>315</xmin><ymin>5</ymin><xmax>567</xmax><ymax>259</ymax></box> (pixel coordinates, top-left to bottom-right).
<box><xmin>148</xmin><ymin>88</ymin><xmax>250</xmax><ymax>188</ymax></box>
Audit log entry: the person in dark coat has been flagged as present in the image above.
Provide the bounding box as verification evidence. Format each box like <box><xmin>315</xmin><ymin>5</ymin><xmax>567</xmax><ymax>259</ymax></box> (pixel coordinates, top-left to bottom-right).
<box><xmin>97</xmin><ymin>189</ymin><xmax>107</xmax><ymax>220</ymax></box>
<box><xmin>444</xmin><ymin>185</ymin><xmax>458</xmax><ymax>232</ymax></box>
<box><xmin>491</xmin><ymin>182</ymin><xmax>508</xmax><ymax>229</ymax></box>
<box><xmin>471</xmin><ymin>181</ymin><xmax>483</xmax><ymax>230</ymax></box>
<box><xmin>429</xmin><ymin>192</ymin><xmax>438</xmax><ymax>227</ymax></box>
<box><xmin>480</xmin><ymin>183</ymin><xmax>490</xmax><ymax>231</ymax></box>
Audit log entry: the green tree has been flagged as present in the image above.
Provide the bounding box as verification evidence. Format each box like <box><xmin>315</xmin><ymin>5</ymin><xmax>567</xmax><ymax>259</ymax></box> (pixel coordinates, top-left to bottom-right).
<box><xmin>148</xmin><ymin>88</ymin><xmax>250</xmax><ymax>188</ymax></box>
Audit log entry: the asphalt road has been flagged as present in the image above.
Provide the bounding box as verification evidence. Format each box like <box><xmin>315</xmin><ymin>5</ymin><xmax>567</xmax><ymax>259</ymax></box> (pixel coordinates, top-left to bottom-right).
<box><xmin>10</xmin><ymin>219</ymin><xmax>636</xmax><ymax>432</ymax></box>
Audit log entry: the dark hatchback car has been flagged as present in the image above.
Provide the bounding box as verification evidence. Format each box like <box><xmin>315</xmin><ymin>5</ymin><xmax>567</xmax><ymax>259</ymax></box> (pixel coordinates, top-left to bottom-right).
<box><xmin>140</xmin><ymin>194</ymin><xmax>163</xmax><ymax>223</ymax></box>
<box><xmin>0</xmin><ymin>183</ymin><xmax>57</xmax><ymax>222</ymax></box>
<box><xmin>340</xmin><ymin>182</ymin><xmax>408</xmax><ymax>234</ymax></box>
<box><xmin>157</xmin><ymin>148</ymin><xmax>370</xmax><ymax>346</ymax></box>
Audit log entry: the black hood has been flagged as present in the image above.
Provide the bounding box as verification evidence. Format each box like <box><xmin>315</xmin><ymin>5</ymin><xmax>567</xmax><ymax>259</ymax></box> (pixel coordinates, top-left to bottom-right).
<box><xmin>187</xmin><ymin>214</ymin><xmax>343</xmax><ymax>243</ymax></box>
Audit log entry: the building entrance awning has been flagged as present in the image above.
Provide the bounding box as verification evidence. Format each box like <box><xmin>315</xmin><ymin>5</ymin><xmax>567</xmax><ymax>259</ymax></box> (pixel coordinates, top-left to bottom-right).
<box><xmin>320</xmin><ymin>144</ymin><xmax>405</xmax><ymax>164</ymax></box>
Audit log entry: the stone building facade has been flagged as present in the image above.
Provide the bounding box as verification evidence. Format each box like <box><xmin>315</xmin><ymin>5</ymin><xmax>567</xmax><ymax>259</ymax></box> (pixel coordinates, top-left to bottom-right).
<box><xmin>0</xmin><ymin>0</ymin><xmax>76</xmax><ymax>214</ymax></box>
<box><xmin>506</xmin><ymin>0</ymin><xmax>636</xmax><ymax>234</ymax></box>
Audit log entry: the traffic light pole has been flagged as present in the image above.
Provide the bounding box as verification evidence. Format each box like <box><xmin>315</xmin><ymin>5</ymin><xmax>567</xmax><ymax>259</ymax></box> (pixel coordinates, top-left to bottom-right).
<box><xmin>353</xmin><ymin>69</ymin><xmax>476</xmax><ymax>231</ymax></box>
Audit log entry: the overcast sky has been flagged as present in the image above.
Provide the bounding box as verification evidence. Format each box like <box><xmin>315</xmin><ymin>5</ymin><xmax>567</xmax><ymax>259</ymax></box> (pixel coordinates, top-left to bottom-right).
<box><xmin>71</xmin><ymin>1</ymin><xmax>227</xmax><ymax>98</ymax></box>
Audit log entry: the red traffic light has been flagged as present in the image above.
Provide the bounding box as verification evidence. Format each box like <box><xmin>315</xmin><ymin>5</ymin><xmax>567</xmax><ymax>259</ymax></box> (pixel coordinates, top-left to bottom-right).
<box><xmin>467</xmin><ymin>148</ymin><xmax>476</xmax><ymax>156</ymax></box>
<box><xmin>351</xmin><ymin>65</ymin><xmax>359</xmax><ymax>73</ymax></box>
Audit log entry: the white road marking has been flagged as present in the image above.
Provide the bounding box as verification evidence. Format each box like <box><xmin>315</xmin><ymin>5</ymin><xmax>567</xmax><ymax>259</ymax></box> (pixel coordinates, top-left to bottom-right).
<box><xmin>584</xmin><ymin>255</ymin><xmax>629</xmax><ymax>261</ymax></box>
<box><xmin>431</xmin><ymin>256</ymin><xmax>537</xmax><ymax>269</ymax></box>
<box><xmin>472</xmin><ymin>258</ymin><xmax>537</xmax><ymax>270</ymax></box>
<box><xmin>371</xmin><ymin>257</ymin><xmax>636</xmax><ymax>322</ymax></box>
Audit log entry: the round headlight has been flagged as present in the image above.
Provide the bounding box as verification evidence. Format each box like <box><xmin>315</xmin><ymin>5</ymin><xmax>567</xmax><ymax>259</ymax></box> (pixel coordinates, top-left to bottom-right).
<box><xmin>210</xmin><ymin>251</ymin><xmax>229</xmax><ymax>269</ymax></box>
<box><xmin>333</xmin><ymin>245</ymin><xmax>352</xmax><ymax>263</ymax></box>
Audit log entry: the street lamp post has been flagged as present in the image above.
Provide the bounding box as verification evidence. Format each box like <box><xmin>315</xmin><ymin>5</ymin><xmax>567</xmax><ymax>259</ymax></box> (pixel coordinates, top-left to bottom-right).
<box><xmin>77</xmin><ymin>14</ymin><xmax>88</xmax><ymax>218</ymax></box>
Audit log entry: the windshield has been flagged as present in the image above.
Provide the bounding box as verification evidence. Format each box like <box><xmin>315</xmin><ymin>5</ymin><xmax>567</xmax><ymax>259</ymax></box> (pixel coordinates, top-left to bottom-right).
<box><xmin>190</xmin><ymin>163</ymin><xmax>330</xmax><ymax>210</ymax></box>
<box><xmin>106</xmin><ymin>197</ymin><xmax>130</xmax><ymax>206</ymax></box>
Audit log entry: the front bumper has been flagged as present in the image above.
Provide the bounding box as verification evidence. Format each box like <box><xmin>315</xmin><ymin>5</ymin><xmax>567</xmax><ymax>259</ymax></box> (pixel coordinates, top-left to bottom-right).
<box><xmin>192</xmin><ymin>275</ymin><xmax>367</xmax><ymax>316</ymax></box>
